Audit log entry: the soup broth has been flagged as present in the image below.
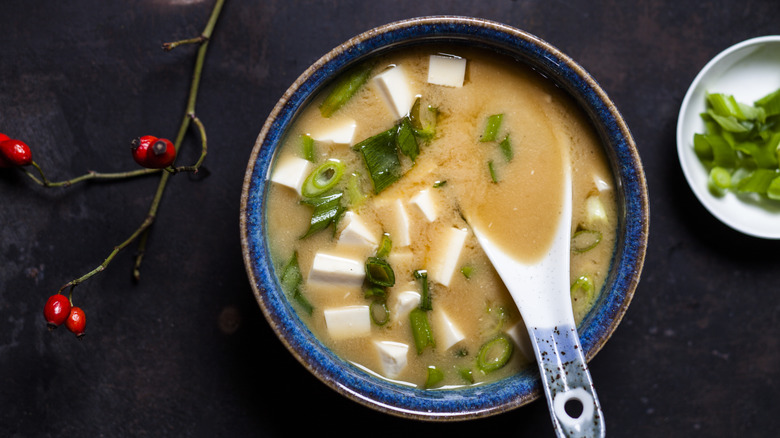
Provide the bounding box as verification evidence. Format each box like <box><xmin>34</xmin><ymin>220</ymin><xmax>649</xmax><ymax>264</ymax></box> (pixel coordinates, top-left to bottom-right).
<box><xmin>265</xmin><ymin>45</ymin><xmax>617</xmax><ymax>389</ymax></box>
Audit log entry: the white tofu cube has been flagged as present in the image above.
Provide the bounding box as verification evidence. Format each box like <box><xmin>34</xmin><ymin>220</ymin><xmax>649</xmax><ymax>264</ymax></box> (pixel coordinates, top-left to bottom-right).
<box><xmin>585</xmin><ymin>195</ymin><xmax>607</xmax><ymax>225</ymax></box>
<box><xmin>409</xmin><ymin>189</ymin><xmax>438</xmax><ymax>222</ymax></box>
<box><xmin>311</xmin><ymin>118</ymin><xmax>357</xmax><ymax>146</ymax></box>
<box><xmin>389</xmin><ymin>199</ymin><xmax>411</xmax><ymax>247</ymax></box>
<box><xmin>269</xmin><ymin>156</ymin><xmax>311</xmax><ymax>195</ymax></box>
<box><xmin>434</xmin><ymin>308</ymin><xmax>465</xmax><ymax>351</ymax></box>
<box><xmin>505</xmin><ymin>322</ymin><xmax>534</xmax><ymax>362</ymax></box>
<box><xmin>392</xmin><ymin>290</ymin><xmax>421</xmax><ymax>322</ymax></box>
<box><xmin>593</xmin><ymin>174</ymin><xmax>611</xmax><ymax>192</ymax></box>
<box><xmin>372</xmin><ymin>66</ymin><xmax>415</xmax><ymax>120</ymax></box>
<box><xmin>374</xmin><ymin>340</ymin><xmax>409</xmax><ymax>379</ymax></box>
<box><xmin>323</xmin><ymin>306</ymin><xmax>371</xmax><ymax>340</ymax></box>
<box><xmin>429</xmin><ymin>227</ymin><xmax>468</xmax><ymax>287</ymax></box>
<box><xmin>427</xmin><ymin>55</ymin><xmax>467</xmax><ymax>88</ymax></box>
<box><xmin>308</xmin><ymin>252</ymin><xmax>365</xmax><ymax>287</ymax></box>
<box><xmin>338</xmin><ymin>211</ymin><xmax>378</xmax><ymax>251</ymax></box>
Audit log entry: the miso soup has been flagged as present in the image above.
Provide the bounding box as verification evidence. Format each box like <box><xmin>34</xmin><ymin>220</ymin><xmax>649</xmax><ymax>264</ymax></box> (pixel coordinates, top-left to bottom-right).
<box><xmin>265</xmin><ymin>45</ymin><xmax>616</xmax><ymax>389</ymax></box>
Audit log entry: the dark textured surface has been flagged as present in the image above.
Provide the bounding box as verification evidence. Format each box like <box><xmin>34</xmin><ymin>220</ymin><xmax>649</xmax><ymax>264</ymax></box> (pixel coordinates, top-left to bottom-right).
<box><xmin>1</xmin><ymin>1</ymin><xmax>778</xmax><ymax>436</ymax></box>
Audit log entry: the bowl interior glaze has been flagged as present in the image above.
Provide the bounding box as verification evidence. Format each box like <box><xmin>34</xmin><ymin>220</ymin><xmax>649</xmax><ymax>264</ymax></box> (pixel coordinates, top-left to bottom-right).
<box><xmin>240</xmin><ymin>16</ymin><xmax>648</xmax><ymax>421</ymax></box>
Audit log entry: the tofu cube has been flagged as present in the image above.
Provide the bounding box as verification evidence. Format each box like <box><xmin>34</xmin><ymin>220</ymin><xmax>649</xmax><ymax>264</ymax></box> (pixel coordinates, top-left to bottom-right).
<box><xmin>392</xmin><ymin>290</ymin><xmax>421</xmax><ymax>322</ymax></box>
<box><xmin>434</xmin><ymin>308</ymin><xmax>465</xmax><ymax>351</ymax></box>
<box><xmin>374</xmin><ymin>340</ymin><xmax>409</xmax><ymax>379</ymax></box>
<box><xmin>585</xmin><ymin>195</ymin><xmax>607</xmax><ymax>225</ymax></box>
<box><xmin>308</xmin><ymin>252</ymin><xmax>365</xmax><ymax>287</ymax></box>
<box><xmin>505</xmin><ymin>322</ymin><xmax>534</xmax><ymax>362</ymax></box>
<box><xmin>311</xmin><ymin>118</ymin><xmax>357</xmax><ymax>146</ymax></box>
<box><xmin>593</xmin><ymin>174</ymin><xmax>611</xmax><ymax>192</ymax></box>
<box><xmin>389</xmin><ymin>199</ymin><xmax>411</xmax><ymax>247</ymax></box>
<box><xmin>269</xmin><ymin>156</ymin><xmax>311</xmax><ymax>195</ymax></box>
<box><xmin>323</xmin><ymin>306</ymin><xmax>371</xmax><ymax>340</ymax></box>
<box><xmin>409</xmin><ymin>189</ymin><xmax>438</xmax><ymax>222</ymax></box>
<box><xmin>428</xmin><ymin>227</ymin><xmax>468</xmax><ymax>287</ymax></box>
<box><xmin>338</xmin><ymin>211</ymin><xmax>378</xmax><ymax>251</ymax></box>
<box><xmin>427</xmin><ymin>55</ymin><xmax>467</xmax><ymax>88</ymax></box>
<box><xmin>373</xmin><ymin>66</ymin><xmax>415</xmax><ymax>120</ymax></box>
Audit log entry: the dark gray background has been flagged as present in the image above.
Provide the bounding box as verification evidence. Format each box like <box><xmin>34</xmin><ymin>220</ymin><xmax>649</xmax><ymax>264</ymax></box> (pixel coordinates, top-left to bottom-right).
<box><xmin>1</xmin><ymin>1</ymin><xmax>778</xmax><ymax>436</ymax></box>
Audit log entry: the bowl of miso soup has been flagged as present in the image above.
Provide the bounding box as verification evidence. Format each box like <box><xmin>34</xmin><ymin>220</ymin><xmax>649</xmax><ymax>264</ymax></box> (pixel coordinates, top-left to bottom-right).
<box><xmin>241</xmin><ymin>16</ymin><xmax>648</xmax><ymax>420</ymax></box>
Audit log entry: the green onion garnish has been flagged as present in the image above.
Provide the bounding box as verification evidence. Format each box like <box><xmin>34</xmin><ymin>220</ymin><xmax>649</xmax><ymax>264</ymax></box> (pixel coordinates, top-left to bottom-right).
<box><xmin>409</xmin><ymin>308</ymin><xmax>435</xmax><ymax>354</ymax></box>
<box><xmin>476</xmin><ymin>335</ymin><xmax>513</xmax><ymax>373</ymax></box>
<box><xmin>301</xmin><ymin>160</ymin><xmax>345</xmax><ymax>198</ymax></box>
<box><xmin>571</xmin><ymin>229</ymin><xmax>602</xmax><ymax>253</ymax></box>
<box><xmin>365</xmin><ymin>257</ymin><xmax>395</xmax><ymax>287</ymax></box>
<box><xmin>376</xmin><ymin>233</ymin><xmax>392</xmax><ymax>259</ymax></box>
<box><xmin>409</xmin><ymin>96</ymin><xmax>437</xmax><ymax>140</ymax></box>
<box><xmin>300</xmin><ymin>192</ymin><xmax>344</xmax><ymax>238</ymax></box>
<box><xmin>369</xmin><ymin>300</ymin><xmax>389</xmax><ymax>326</ymax></box>
<box><xmin>708</xmin><ymin>166</ymin><xmax>731</xmax><ymax>192</ymax></box>
<box><xmin>319</xmin><ymin>61</ymin><xmax>374</xmax><ymax>118</ymax></box>
<box><xmin>280</xmin><ymin>251</ymin><xmax>313</xmax><ymax>315</ymax></box>
<box><xmin>460</xmin><ymin>265</ymin><xmax>473</xmax><ymax>279</ymax></box>
<box><xmin>433</xmin><ymin>180</ymin><xmax>447</xmax><ymax>188</ymax></box>
<box><xmin>396</xmin><ymin>117</ymin><xmax>419</xmax><ymax>161</ymax></box>
<box><xmin>346</xmin><ymin>172</ymin><xmax>366</xmax><ymax>207</ymax></box>
<box><xmin>301</xmin><ymin>134</ymin><xmax>315</xmax><ymax>162</ymax></box>
<box><xmin>353</xmin><ymin>127</ymin><xmax>401</xmax><ymax>194</ymax></box>
<box><xmin>570</xmin><ymin>275</ymin><xmax>595</xmax><ymax>304</ymax></box>
<box><xmin>458</xmin><ymin>367</ymin><xmax>475</xmax><ymax>384</ymax></box>
<box><xmin>414</xmin><ymin>269</ymin><xmax>432</xmax><ymax>311</ymax></box>
<box><xmin>499</xmin><ymin>134</ymin><xmax>513</xmax><ymax>162</ymax></box>
<box><xmin>488</xmin><ymin>160</ymin><xmax>498</xmax><ymax>183</ymax></box>
<box><xmin>481</xmin><ymin>113</ymin><xmax>504</xmax><ymax>142</ymax></box>
<box><xmin>424</xmin><ymin>365</ymin><xmax>444</xmax><ymax>388</ymax></box>
<box><xmin>364</xmin><ymin>286</ymin><xmax>387</xmax><ymax>300</ymax></box>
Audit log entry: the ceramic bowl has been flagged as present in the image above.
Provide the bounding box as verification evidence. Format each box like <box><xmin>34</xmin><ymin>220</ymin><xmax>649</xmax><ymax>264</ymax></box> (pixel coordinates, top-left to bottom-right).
<box><xmin>240</xmin><ymin>16</ymin><xmax>648</xmax><ymax>421</ymax></box>
<box><xmin>677</xmin><ymin>35</ymin><xmax>780</xmax><ymax>239</ymax></box>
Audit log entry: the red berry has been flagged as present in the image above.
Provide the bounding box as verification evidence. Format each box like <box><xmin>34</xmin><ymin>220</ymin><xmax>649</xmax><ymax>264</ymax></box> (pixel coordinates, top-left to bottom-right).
<box><xmin>0</xmin><ymin>138</ymin><xmax>32</xmax><ymax>166</ymax></box>
<box><xmin>65</xmin><ymin>307</ymin><xmax>86</xmax><ymax>338</ymax></box>
<box><xmin>0</xmin><ymin>133</ymin><xmax>10</xmax><ymax>168</ymax></box>
<box><xmin>130</xmin><ymin>135</ymin><xmax>176</xmax><ymax>169</ymax></box>
<box><xmin>43</xmin><ymin>294</ymin><xmax>72</xmax><ymax>328</ymax></box>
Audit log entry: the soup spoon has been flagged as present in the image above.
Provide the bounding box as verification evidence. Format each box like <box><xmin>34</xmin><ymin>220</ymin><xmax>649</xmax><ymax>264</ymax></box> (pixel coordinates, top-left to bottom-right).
<box><xmin>468</xmin><ymin>165</ymin><xmax>605</xmax><ymax>437</ymax></box>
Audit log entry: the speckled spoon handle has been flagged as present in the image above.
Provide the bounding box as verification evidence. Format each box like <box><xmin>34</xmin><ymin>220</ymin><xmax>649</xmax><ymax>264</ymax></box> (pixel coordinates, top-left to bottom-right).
<box><xmin>529</xmin><ymin>324</ymin><xmax>605</xmax><ymax>438</ymax></box>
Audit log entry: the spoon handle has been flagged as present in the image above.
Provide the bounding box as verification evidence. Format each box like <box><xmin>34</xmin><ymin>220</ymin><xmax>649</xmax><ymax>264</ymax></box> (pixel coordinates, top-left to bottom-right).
<box><xmin>529</xmin><ymin>325</ymin><xmax>605</xmax><ymax>438</ymax></box>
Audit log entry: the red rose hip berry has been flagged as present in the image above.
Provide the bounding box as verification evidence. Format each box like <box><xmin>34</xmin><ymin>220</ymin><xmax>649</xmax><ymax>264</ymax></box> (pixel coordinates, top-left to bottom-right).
<box><xmin>43</xmin><ymin>294</ymin><xmax>72</xmax><ymax>329</ymax></box>
<box><xmin>130</xmin><ymin>135</ymin><xmax>176</xmax><ymax>169</ymax></box>
<box><xmin>0</xmin><ymin>138</ymin><xmax>32</xmax><ymax>166</ymax></box>
<box><xmin>65</xmin><ymin>307</ymin><xmax>86</xmax><ymax>338</ymax></box>
<box><xmin>0</xmin><ymin>133</ymin><xmax>10</xmax><ymax>168</ymax></box>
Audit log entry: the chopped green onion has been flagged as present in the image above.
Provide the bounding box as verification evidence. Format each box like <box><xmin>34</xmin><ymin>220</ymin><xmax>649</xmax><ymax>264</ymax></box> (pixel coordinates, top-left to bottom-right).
<box><xmin>370</xmin><ymin>300</ymin><xmax>389</xmax><ymax>326</ymax></box>
<box><xmin>481</xmin><ymin>114</ymin><xmax>504</xmax><ymax>142</ymax></box>
<box><xmin>301</xmin><ymin>134</ymin><xmax>316</xmax><ymax>162</ymax></box>
<box><xmin>346</xmin><ymin>172</ymin><xmax>366</xmax><ymax>207</ymax></box>
<box><xmin>756</xmin><ymin>89</ymin><xmax>780</xmax><ymax>116</ymax></box>
<box><xmin>570</xmin><ymin>275</ymin><xmax>595</xmax><ymax>304</ymax></box>
<box><xmin>571</xmin><ymin>229</ymin><xmax>602</xmax><ymax>253</ymax></box>
<box><xmin>414</xmin><ymin>269</ymin><xmax>432</xmax><ymax>311</ymax></box>
<box><xmin>498</xmin><ymin>134</ymin><xmax>513</xmax><ymax>162</ymax></box>
<box><xmin>301</xmin><ymin>160</ymin><xmax>345</xmax><ymax>198</ymax></box>
<box><xmin>709</xmin><ymin>166</ymin><xmax>731</xmax><ymax>191</ymax></box>
<box><xmin>460</xmin><ymin>265</ymin><xmax>473</xmax><ymax>279</ymax></box>
<box><xmin>396</xmin><ymin>117</ymin><xmax>419</xmax><ymax>161</ymax></box>
<box><xmin>376</xmin><ymin>233</ymin><xmax>392</xmax><ymax>259</ymax></box>
<box><xmin>433</xmin><ymin>180</ymin><xmax>447</xmax><ymax>188</ymax></box>
<box><xmin>365</xmin><ymin>257</ymin><xmax>395</xmax><ymax>287</ymax></box>
<box><xmin>425</xmin><ymin>365</ymin><xmax>444</xmax><ymax>388</ymax></box>
<box><xmin>364</xmin><ymin>286</ymin><xmax>387</xmax><ymax>300</ymax></box>
<box><xmin>476</xmin><ymin>335</ymin><xmax>513</xmax><ymax>373</ymax></box>
<box><xmin>488</xmin><ymin>160</ymin><xmax>498</xmax><ymax>183</ymax></box>
<box><xmin>319</xmin><ymin>61</ymin><xmax>374</xmax><ymax>118</ymax></box>
<box><xmin>458</xmin><ymin>367</ymin><xmax>475</xmax><ymax>384</ymax></box>
<box><xmin>736</xmin><ymin>169</ymin><xmax>779</xmax><ymax>194</ymax></box>
<box><xmin>409</xmin><ymin>308</ymin><xmax>435</xmax><ymax>354</ymax></box>
<box><xmin>353</xmin><ymin>127</ymin><xmax>401</xmax><ymax>194</ymax></box>
<box><xmin>300</xmin><ymin>192</ymin><xmax>344</xmax><ymax>238</ymax></box>
<box><xmin>280</xmin><ymin>252</ymin><xmax>313</xmax><ymax>315</ymax></box>
<box><xmin>409</xmin><ymin>96</ymin><xmax>437</xmax><ymax>139</ymax></box>
<box><xmin>767</xmin><ymin>176</ymin><xmax>780</xmax><ymax>200</ymax></box>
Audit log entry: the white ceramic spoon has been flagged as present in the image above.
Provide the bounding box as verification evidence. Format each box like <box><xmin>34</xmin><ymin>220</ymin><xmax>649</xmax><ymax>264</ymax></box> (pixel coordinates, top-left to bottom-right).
<box><xmin>469</xmin><ymin>166</ymin><xmax>605</xmax><ymax>437</ymax></box>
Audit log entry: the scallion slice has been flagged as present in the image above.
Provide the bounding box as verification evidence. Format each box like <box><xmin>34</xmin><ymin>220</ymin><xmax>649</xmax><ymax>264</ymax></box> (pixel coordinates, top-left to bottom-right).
<box><xmin>709</xmin><ymin>166</ymin><xmax>731</xmax><ymax>192</ymax></box>
<box><xmin>319</xmin><ymin>61</ymin><xmax>374</xmax><ymax>118</ymax></box>
<box><xmin>433</xmin><ymin>180</ymin><xmax>447</xmax><ymax>188</ymax></box>
<box><xmin>409</xmin><ymin>308</ymin><xmax>435</xmax><ymax>354</ymax></box>
<box><xmin>366</xmin><ymin>257</ymin><xmax>395</xmax><ymax>287</ymax></box>
<box><xmin>488</xmin><ymin>160</ymin><xmax>498</xmax><ymax>183</ymax></box>
<box><xmin>353</xmin><ymin>128</ymin><xmax>401</xmax><ymax>194</ymax></box>
<box><xmin>301</xmin><ymin>160</ymin><xmax>345</xmax><ymax>198</ymax></box>
<box><xmin>499</xmin><ymin>134</ymin><xmax>513</xmax><ymax>162</ymax></box>
<box><xmin>414</xmin><ymin>269</ymin><xmax>432</xmax><ymax>311</ymax></box>
<box><xmin>571</xmin><ymin>229</ymin><xmax>602</xmax><ymax>253</ymax></box>
<box><xmin>301</xmin><ymin>134</ymin><xmax>315</xmax><ymax>162</ymax></box>
<box><xmin>370</xmin><ymin>300</ymin><xmax>389</xmax><ymax>326</ymax></box>
<box><xmin>280</xmin><ymin>252</ymin><xmax>313</xmax><ymax>315</ymax></box>
<box><xmin>300</xmin><ymin>192</ymin><xmax>344</xmax><ymax>238</ymax></box>
<box><xmin>346</xmin><ymin>172</ymin><xmax>366</xmax><ymax>207</ymax></box>
<box><xmin>460</xmin><ymin>265</ymin><xmax>473</xmax><ymax>279</ymax></box>
<box><xmin>409</xmin><ymin>96</ymin><xmax>437</xmax><ymax>139</ymax></box>
<box><xmin>476</xmin><ymin>335</ymin><xmax>513</xmax><ymax>373</ymax></box>
<box><xmin>425</xmin><ymin>365</ymin><xmax>444</xmax><ymax>388</ymax></box>
<box><xmin>376</xmin><ymin>233</ymin><xmax>392</xmax><ymax>259</ymax></box>
<box><xmin>570</xmin><ymin>275</ymin><xmax>595</xmax><ymax>304</ymax></box>
<box><xmin>481</xmin><ymin>114</ymin><xmax>504</xmax><ymax>142</ymax></box>
<box><xmin>396</xmin><ymin>117</ymin><xmax>419</xmax><ymax>161</ymax></box>
<box><xmin>459</xmin><ymin>367</ymin><xmax>475</xmax><ymax>384</ymax></box>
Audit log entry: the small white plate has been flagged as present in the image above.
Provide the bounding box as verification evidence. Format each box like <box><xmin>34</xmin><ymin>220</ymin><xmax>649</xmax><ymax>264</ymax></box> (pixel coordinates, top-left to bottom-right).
<box><xmin>677</xmin><ymin>36</ymin><xmax>780</xmax><ymax>239</ymax></box>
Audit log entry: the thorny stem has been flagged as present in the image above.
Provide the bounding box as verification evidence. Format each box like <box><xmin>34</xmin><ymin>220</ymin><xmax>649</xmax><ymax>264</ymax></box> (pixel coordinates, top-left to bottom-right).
<box><xmin>60</xmin><ymin>0</ymin><xmax>225</xmax><ymax>291</ymax></box>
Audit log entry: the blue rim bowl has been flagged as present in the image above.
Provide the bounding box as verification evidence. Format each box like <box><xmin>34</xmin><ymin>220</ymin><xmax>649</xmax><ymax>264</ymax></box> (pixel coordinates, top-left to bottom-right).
<box><xmin>240</xmin><ymin>16</ymin><xmax>649</xmax><ymax>421</ymax></box>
